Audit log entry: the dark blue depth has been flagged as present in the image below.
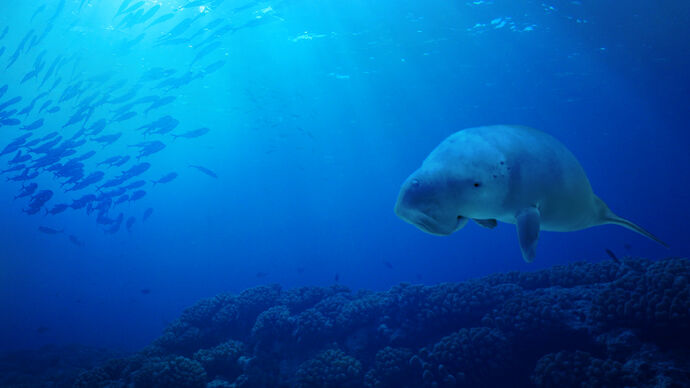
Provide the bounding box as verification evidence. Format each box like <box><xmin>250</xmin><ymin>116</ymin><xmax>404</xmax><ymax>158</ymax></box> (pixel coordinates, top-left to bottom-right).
<box><xmin>0</xmin><ymin>0</ymin><xmax>688</xmax><ymax>385</ymax></box>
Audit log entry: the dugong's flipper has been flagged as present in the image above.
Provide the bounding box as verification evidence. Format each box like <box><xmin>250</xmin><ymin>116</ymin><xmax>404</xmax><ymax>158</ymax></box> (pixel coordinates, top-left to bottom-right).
<box><xmin>516</xmin><ymin>207</ymin><xmax>540</xmax><ymax>262</ymax></box>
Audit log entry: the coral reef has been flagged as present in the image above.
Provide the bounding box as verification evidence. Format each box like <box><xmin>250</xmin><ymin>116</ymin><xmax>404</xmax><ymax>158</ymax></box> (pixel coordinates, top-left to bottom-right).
<box><xmin>131</xmin><ymin>356</ymin><xmax>207</xmax><ymax>388</ymax></box>
<box><xmin>295</xmin><ymin>349</ymin><xmax>363</xmax><ymax>388</ymax></box>
<box><xmin>193</xmin><ymin>340</ymin><xmax>244</xmax><ymax>381</ymax></box>
<box><xmin>59</xmin><ymin>257</ymin><xmax>690</xmax><ymax>387</ymax></box>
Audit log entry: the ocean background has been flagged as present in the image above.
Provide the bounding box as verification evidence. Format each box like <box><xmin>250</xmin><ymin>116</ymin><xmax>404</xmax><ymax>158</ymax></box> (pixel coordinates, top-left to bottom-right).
<box><xmin>0</xmin><ymin>0</ymin><xmax>688</xmax><ymax>357</ymax></box>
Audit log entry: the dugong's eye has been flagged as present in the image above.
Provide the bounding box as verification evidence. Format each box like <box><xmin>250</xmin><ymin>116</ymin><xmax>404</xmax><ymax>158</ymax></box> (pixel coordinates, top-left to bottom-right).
<box><xmin>411</xmin><ymin>179</ymin><xmax>420</xmax><ymax>188</ymax></box>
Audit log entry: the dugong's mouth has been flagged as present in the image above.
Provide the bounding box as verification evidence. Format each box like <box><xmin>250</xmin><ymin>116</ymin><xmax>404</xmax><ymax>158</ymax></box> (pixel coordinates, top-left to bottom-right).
<box><xmin>455</xmin><ymin>215</ymin><xmax>467</xmax><ymax>231</ymax></box>
<box><xmin>411</xmin><ymin>213</ymin><xmax>466</xmax><ymax>236</ymax></box>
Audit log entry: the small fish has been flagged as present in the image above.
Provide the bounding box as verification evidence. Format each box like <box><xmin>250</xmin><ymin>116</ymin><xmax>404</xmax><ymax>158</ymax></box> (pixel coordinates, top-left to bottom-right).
<box><xmin>143</xmin><ymin>207</ymin><xmax>153</xmax><ymax>221</ymax></box>
<box><xmin>9</xmin><ymin>151</ymin><xmax>31</xmax><ymax>165</ymax></box>
<box><xmin>0</xmin><ymin>108</ymin><xmax>17</xmax><ymax>119</ymax></box>
<box><xmin>70</xmin><ymin>194</ymin><xmax>97</xmax><ymax>210</ymax></box>
<box><xmin>130</xmin><ymin>140</ymin><xmax>166</xmax><ymax>160</ymax></box>
<box><xmin>605</xmin><ymin>249</ymin><xmax>620</xmax><ymax>264</ymax></box>
<box><xmin>125</xmin><ymin>180</ymin><xmax>146</xmax><ymax>190</ymax></box>
<box><xmin>139</xmin><ymin>5</ymin><xmax>161</xmax><ymax>24</ymax></box>
<box><xmin>38</xmin><ymin>100</ymin><xmax>53</xmax><ymax>115</ymax></box>
<box><xmin>107</xmin><ymin>85</ymin><xmax>140</xmax><ymax>104</ymax></box>
<box><xmin>202</xmin><ymin>60</ymin><xmax>226</xmax><ymax>75</ymax></box>
<box><xmin>0</xmin><ymin>118</ymin><xmax>21</xmax><ymax>126</ymax></box>
<box><xmin>144</xmin><ymin>96</ymin><xmax>176</xmax><ymax>114</ymax></box>
<box><xmin>152</xmin><ymin>172</ymin><xmax>177</xmax><ymax>185</ymax></box>
<box><xmin>36</xmin><ymin>326</ymin><xmax>49</xmax><ymax>334</ymax></box>
<box><xmin>9</xmin><ymin>169</ymin><xmax>39</xmax><ymax>183</ymax></box>
<box><xmin>114</xmin><ymin>194</ymin><xmax>130</xmax><ymax>205</ymax></box>
<box><xmin>31</xmin><ymin>5</ymin><xmax>47</xmax><ymax>22</ymax></box>
<box><xmin>6</xmin><ymin>30</ymin><xmax>34</xmax><ymax>70</ymax></box>
<box><xmin>256</xmin><ymin>272</ymin><xmax>269</xmax><ymax>278</ymax></box>
<box><xmin>334</xmin><ymin>273</ymin><xmax>340</xmax><ymax>283</ymax></box>
<box><xmin>14</xmin><ymin>182</ymin><xmax>37</xmax><ymax>199</ymax></box>
<box><xmin>138</xmin><ymin>115</ymin><xmax>179</xmax><ymax>135</ymax></box>
<box><xmin>45</xmin><ymin>203</ymin><xmax>69</xmax><ymax>215</ymax></box>
<box><xmin>0</xmin><ymin>96</ymin><xmax>22</xmax><ymax>111</ymax></box>
<box><xmin>120</xmin><ymin>162</ymin><xmax>150</xmax><ymax>178</ymax></box>
<box><xmin>140</xmin><ymin>288</ymin><xmax>151</xmax><ymax>294</ymax></box>
<box><xmin>104</xmin><ymin>213</ymin><xmax>124</xmax><ymax>234</ymax></box>
<box><xmin>72</xmin><ymin>150</ymin><xmax>97</xmax><ymax>162</ymax></box>
<box><xmin>48</xmin><ymin>77</ymin><xmax>62</xmax><ymax>94</ymax></box>
<box><xmin>29</xmin><ymin>136</ymin><xmax>61</xmax><ymax>154</ymax></box>
<box><xmin>39</xmin><ymin>56</ymin><xmax>62</xmax><ymax>90</ymax></box>
<box><xmin>88</xmin><ymin>118</ymin><xmax>108</xmax><ymax>136</ymax></box>
<box><xmin>155</xmin><ymin>71</ymin><xmax>199</xmax><ymax>91</ymax></box>
<box><xmin>191</xmin><ymin>41</ymin><xmax>221</xmax><ymax>65</ymax></box>
<box><xmin>62</xmin><ymin>110</ymin><xmax>90</xmax><ymax>128</ymax></box>
<box><xmin>114</xmin><ymin>0</ymin><xmax>134</xmax><ymax>17</ymax></box>
<box><xmin>131</xmin><ymin>95</ymin><xmax>161</xmax><ymax>106</ymax></box>
<box><xmin>189</xmin><ymin>164</ymin><xmax>217</xmax><ymax>178</ymax></box>
<box><xmin>20</xmin><ymin>118</ymin><xmax>44</xmax><ymax>131</ymax></box>
<box><xmin>112</xmin><ymin>155</ymin><xmax>131</xmax><ymax>168</ymax></box>
<box><xmin>38</xmin><ymin>226</ymin><xmax>63</xmax><ymax>234</ymax></box>
<box><xmin>20</xmin><ymin>69</ymin><xmax>39</xmax><ymax>84</ymax></box>
<box><xmin>95</xmin><ymin>210</ymin><xmax>115</xmax><ymax>227</ymax></box>
<box><xmin>118</xmin><ymin>1</ymin><xmax>145</xmax><ymax>18</ymax></box>
<box><xmin>383</xmin><ymin>261</ymin><xmax>393</xmax><ymax>269</ymax></box>
<box><xmin>146</xmin><ymin>13</ymin><xmax>175</xmax><ymax>30</ymax></box>
<box><xmin>162</xmin><ymin>17</ymin><xmax>195</xmax><ymax>40</ymax></box>
<box><xmin>68</xmin><ymin>171</ymin><xmax>105</xmax><ymax>192</ymax></box>
<box><xmin>191</xmin><ymin>18</ymin><xmax>224</xmax><ymax>41</ymax></box>
<box><xmin>113</xmin><ymin>111</ymin><xmax>137</xmax><ymax>122</ymax></box>
<box><xmin>99</xmin><ymin>177</ymin><xmax>126</xmax><ymax>190</ymax></box>
<box><xmin>23</xmin><ymin>206</ymin><xmax>42</xmax><ymax>215</ymax></box>
<box><xmin>93</xmin><ymin>133</ymin><xmax>122</xmax><ymax>147</ymax></box>
<box><xmin>172</xmin><ymin>127</ymin><xmax>209</xmax><ymax>140</ymax></box>
<box><xmin>41</xmin><ymin>132</ymin><xmax>58</xmax><ymax>141</ymax></box>
<box><xmin>99</xmin><ymin>187</ymin><xmax>127</xmax><ymax>200</ymax></box>
<box><xmin>130</xmin><ymin>190</ymin><xmax>146</xmax><ymax>202</ymax></box>
<box><xmin>98</xmin><ymin>155</ymin><xmax>122</xmax><ymax>167</ymax></box>
<box><xmin>69</xmin><ymin>235</ymin><xmax>85</xmax><ymax>247</ymax></box>
<box><xmin>3</xmin><ymin>164</ymin><xmax>26</xmax><ymax>175</ymax></box>
<box><xmin>7</xmin><ymin>132</ymin><xmax>31</xmax><ymax>145</ymax></box>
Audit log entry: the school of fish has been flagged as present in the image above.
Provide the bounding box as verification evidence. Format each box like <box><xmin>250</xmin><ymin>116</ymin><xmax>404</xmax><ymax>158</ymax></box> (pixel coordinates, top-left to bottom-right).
<box><xmin>0</xmin><ymin>0</ymin><xmax>274</xmax><ymax>244</ymax></box>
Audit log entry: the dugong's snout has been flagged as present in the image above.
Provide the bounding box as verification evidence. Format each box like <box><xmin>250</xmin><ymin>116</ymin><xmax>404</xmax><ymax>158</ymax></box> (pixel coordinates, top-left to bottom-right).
<box><xmin>395</xmin><ymin>176</ymin><xmax>469</xmax><ymax>236</ymax></box>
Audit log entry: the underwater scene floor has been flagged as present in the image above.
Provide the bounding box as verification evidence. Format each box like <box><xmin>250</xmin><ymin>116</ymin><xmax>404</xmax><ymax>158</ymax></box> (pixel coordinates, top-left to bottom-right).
<box><xmin>2</xmin><ymin>256</ymin><xmax>690</xmax><ymax>387</ymax></box>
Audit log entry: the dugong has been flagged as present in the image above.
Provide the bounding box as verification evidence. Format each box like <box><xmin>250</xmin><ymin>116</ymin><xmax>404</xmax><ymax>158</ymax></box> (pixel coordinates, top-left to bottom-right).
<box><xmin>394</xmin><ymin>125</ymin><xmax>667</xmax><ymax>262</ymax></box>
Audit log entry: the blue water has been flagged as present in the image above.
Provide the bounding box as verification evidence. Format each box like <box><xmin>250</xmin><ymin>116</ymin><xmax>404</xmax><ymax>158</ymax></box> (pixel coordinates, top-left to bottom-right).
<box><xmin>0</xmin><ymin>0</ymin><xmax>687</xmax><ymax>353</ymax></box>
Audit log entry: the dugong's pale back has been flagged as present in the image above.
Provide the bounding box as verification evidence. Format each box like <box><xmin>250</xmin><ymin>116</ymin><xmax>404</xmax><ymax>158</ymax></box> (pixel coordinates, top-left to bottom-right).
<box><xmin>395</xmin><ymin>125</ymin><xmax>666</xmax><ymax>262</ymax></box>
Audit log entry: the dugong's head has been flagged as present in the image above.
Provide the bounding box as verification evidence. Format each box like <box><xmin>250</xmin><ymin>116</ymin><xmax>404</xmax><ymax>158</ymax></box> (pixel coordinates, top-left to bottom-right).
<box><xmin>394</xmin><ymin>130</ymin><xmax>507</xmax><ymax>236</ymax></box>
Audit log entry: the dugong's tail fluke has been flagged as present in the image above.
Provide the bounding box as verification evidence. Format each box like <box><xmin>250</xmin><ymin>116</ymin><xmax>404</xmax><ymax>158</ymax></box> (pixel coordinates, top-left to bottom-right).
<box><xmin>604</xmin><ymin>214</ymin><xmax>669</xmax><ymax>248</ymax></box>
<box><xmin>594</xmin><ymin>196</ymin><xmax>668</xmax><ymax>248</ymax></box>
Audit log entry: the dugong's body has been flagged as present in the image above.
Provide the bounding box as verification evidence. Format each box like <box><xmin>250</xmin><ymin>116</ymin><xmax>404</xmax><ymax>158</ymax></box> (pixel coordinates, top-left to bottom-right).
<box><xmin>395</xmin><ymin>125</ymin><xmax>666</xmax><ymax>262</ymax></box>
